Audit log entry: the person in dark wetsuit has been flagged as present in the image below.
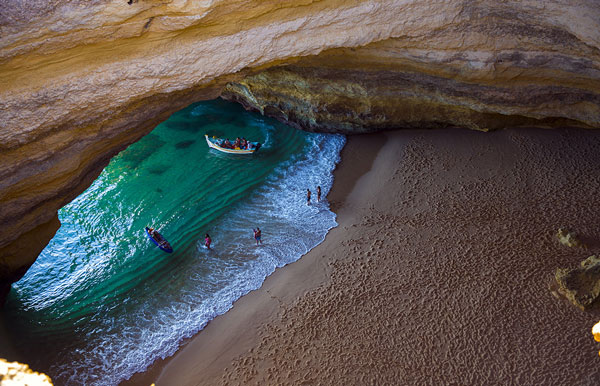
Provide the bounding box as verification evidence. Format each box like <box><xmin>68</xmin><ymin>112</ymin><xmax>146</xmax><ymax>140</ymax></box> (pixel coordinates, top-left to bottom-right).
<box><xmin>307</xmin><ymin>189</ymin><xmax>311</xmax><ymax>205</ymax></box>
<box><xmin>317</xmin><ymin>186</ymin><xmax>321</xmax><ymax>202</ymax></box>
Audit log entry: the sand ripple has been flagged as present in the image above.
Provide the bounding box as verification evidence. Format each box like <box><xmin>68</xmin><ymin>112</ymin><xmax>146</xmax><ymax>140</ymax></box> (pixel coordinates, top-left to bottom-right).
<box><xmin>217</xmin><ymin>128</ymin><xmax>600</xmax><ymax>385</ymax></box>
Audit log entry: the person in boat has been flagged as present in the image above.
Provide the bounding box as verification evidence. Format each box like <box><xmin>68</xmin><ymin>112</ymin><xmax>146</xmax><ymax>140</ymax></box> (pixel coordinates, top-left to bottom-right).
<box><xmin>233</xmin><ymin>137</ymin><xmax>241</xmax><ymax>148</ymax></box>
<box><xmin>205</xmin><ymin>233</ymin><xmax>212</xmax><ymax>249</ymax></box>
<box><xmin>154</xmin><ymin>230</ymin><xmax>164</xmax><ymax>242</ymax></box>
<box><xmin>241</xmin><ymin>138</ymin><xmax>248</xmax><ymax>149</ymax></box>
<box><xmin>223</xmin><ymin>139</ymin><xmax>232</xmax><ymax>149</ymax></box>
<box><xmin>253</xmin><ymin>228</ymin><xmax>262</xmax><ymax>245</ymax></box>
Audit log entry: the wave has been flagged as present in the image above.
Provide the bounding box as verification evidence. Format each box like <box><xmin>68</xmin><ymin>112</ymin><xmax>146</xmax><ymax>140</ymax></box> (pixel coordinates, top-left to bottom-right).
<box><xmin>5</xmin><ymin>99</ymin><xmax>345</xmax><ymax>386</ymax></box>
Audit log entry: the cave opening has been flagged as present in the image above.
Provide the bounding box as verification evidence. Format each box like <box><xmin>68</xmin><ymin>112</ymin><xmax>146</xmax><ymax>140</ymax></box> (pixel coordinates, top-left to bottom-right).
<box><xmin>0</xmin><ymin>97</ymin><xmax>345</xmax><ymax>385</ymax></box>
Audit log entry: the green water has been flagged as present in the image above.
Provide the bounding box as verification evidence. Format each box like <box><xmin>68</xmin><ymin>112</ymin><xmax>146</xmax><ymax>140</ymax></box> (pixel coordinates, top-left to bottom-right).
<box><xmin>2</xmin><ymin>99</ymin><xmax>345</xmax><ymax>385</ymax></box>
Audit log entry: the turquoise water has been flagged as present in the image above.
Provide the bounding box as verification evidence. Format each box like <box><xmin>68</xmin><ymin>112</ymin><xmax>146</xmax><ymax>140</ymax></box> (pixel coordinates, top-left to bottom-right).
<box><xmin>2</xmin><ymin>99</ymin><xmax>345</xmax><ymax>385</ymax></box>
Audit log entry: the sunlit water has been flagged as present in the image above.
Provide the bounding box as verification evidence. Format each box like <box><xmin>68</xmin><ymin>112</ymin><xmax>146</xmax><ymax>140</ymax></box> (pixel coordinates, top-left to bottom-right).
<box><xmin>3</xmin><ymin>99</ymin><xmax>345</xmax><ymax>385</ymax></box>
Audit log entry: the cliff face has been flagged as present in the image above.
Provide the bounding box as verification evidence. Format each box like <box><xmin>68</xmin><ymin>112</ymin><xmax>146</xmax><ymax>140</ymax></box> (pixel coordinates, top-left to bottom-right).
<box><xmin>1</xmin><ymin>0</ymin><xmax>599</xmax><ymax>302</ymax></box>
<box><xmin>223</xmin><ymin>15</ymin><xmax>600</xmax><ymax>132</ymax></box>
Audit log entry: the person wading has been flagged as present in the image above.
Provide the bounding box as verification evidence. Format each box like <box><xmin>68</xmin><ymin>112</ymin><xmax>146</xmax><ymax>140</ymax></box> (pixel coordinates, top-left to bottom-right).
<box><xmin>253</xmin><ymin>228</ymin><xmax>262</xmax><ymax>245</ymax></box>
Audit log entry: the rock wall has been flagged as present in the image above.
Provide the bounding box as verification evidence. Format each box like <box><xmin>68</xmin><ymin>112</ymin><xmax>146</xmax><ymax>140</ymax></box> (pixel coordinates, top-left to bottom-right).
<box><xmin>223</xmin><ymin>24</ymin><xmax>600</xmax><ymax>132</ymax></box>
<box><xmin>1</xmin><ymin>0</ymin><xmax>599</xmax><ymax>303</ymax></box>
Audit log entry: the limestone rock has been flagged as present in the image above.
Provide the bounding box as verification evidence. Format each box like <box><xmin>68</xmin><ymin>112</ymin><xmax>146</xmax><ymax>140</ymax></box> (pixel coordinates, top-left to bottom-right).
<box><xmin>555</xmin><ymin>256</ymin><xmax>600</xmax><ymax>310</ymax></box>
<box><xmin>557</xmin><ymin>228</ymin><xmax>584</xmax><ymax>248</ymax></box>
<box><xmin>593</xmin><ymin>321</ymin><xmax>600</xmax><ymax>352</ymax></box>
<box><xmin>0</xmin><ymin>358</ymin><xmax>53</xmax><ymax>385</ymax></box>
<box><xmin>1</xmin><ymin>0</ymin><xmax>600</xmax><ymax>301</ymax></box>
<box><xmin>223</xmin><ymin>37</ymin><xmax>600</xmax><ymax>133</ymax></box>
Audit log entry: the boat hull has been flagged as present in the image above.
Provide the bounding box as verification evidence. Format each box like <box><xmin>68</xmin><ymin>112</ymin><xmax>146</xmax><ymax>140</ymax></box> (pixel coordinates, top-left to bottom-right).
<box><xmin>205</xmin><ymin>135</ymin><xmax>260</xmax><ymax>154</ymax></box>
<box><xmin>145</xmin><ymin>227</ymin><xmax>173</xmax><ymax>253</ymax></box>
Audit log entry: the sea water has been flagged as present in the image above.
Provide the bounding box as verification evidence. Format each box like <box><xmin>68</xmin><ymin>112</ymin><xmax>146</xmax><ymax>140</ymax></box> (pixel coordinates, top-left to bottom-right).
<box><xmin>2</xmin><ymin>99</ymin><xmax>345</xmax><ymax>385</ymax></box>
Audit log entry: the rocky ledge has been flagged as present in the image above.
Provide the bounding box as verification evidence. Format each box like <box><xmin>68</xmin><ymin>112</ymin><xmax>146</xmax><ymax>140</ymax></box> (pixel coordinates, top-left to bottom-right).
<box><xmin>1</xmin><ymin>0</ymin><xmax>599</xmax><ymax>303</ymax></box>
<box><xmin>555</xmin><ymin>256</ymin><xmax>600</xmax><ymax>310</ymax></box>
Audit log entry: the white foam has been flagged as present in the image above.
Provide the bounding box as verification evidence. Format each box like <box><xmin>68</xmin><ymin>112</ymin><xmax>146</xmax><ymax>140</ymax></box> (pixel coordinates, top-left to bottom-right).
<box><xmin>53</xmin><ymin>133</ymin><xmax>345</xmax><ymax>385</ymax></box>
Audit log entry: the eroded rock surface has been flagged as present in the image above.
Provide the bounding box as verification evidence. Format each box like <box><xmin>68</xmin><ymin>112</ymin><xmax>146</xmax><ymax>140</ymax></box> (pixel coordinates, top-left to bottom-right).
<box><xmin>223</xmin><ymin>29</ymin><xmax>600</xmax><ymax>132</ymax></box>
<box><xmin>555</xmin><ymin>255</ymin><xmax>600</xmax><ymax>310</ymax></box>
<box><xmin>0</xmin><ymin>358</ymin><xmax>53</xmax><ymax>385</ymax></box>
<box><xmin>1</xmin><ymin>0</ymin><xmax>600</xmax><ymax>302</ymax></box>
<box><xmin>557</xmin><ymin>228</ymin><xmax>584</xmax><ymax>248</ymax></box>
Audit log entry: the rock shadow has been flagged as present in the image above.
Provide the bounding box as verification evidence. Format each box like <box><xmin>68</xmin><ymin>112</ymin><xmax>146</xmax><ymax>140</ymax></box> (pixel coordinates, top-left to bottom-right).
<box><xmin>580</xmin><ymin>234</ymin><xmax>600</xmax><ymax>250</ymax></box>
<box><xmin>175</xmin><ymin>140</ymin><xmax>196</xmax><ymax>149</ymax></box>
<box><xmin>120</xmin><ymin>134</ymin><xmax>166</xmax><ymax>169</ymax></box>
<box><xmin>147</xmin><ymin>165</ymin><xmax>170</xmax><ymax>175</ymax></box>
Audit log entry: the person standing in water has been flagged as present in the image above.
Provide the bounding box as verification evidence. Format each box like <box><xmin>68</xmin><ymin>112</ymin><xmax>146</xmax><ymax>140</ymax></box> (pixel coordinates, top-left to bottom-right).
<box><xmin>253</xmin><ymin>228</ymin><xmax>262</xmax><ymax>245</ymax></box>
<box><xmin>317</xmin><ymin>186</ymin><xmax>321</xmax><ymax>203</ymax></box>
<box><xmin>307</xmin><ymin>189</ymin><xmax>312</xmax><ymax>205</ymax></box>
<box><xmin>205</xmin><ymin>233</ymin><xmax>212</xmax><ymax>249</ymax></box>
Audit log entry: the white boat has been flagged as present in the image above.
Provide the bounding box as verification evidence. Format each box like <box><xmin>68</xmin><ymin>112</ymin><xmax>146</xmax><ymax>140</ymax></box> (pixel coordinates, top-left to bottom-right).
<box><xmin>205</xmin><ymin>134</ymin><xmax>261</xmax><ymax>154</ymax></box>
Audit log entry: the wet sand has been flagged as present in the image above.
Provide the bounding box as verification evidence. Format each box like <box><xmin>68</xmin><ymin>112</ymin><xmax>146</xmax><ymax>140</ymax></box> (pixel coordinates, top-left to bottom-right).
<box><xmin>135</xmin><ymin>128</ymin><xmax>600</xmax><ymax>385</ymax></box>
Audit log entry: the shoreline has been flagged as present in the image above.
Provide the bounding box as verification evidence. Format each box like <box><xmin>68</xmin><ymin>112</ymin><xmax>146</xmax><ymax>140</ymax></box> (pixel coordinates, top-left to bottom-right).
<box><xmin>122</xmin><ymin>132</ymin><xmax>387</xmax><ymax>385</ymax></box>
<box><xmin>125</xmin><ymin>127</ymin><xmax>600</xmax><ymax>384</ymax></box>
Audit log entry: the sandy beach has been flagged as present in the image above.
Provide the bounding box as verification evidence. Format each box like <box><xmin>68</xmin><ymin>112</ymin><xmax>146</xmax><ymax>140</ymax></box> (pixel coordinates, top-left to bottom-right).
<box><xmin>129</xmin><ymin>128</ymin><xmax>600</xmax><ymax>385</ymax></box>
